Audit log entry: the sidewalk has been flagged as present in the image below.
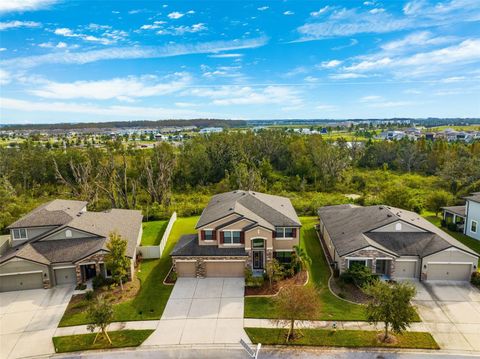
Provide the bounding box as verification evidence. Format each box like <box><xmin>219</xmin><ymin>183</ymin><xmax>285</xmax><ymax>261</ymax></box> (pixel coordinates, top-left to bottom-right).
<box><xmin>243</xmin><ymin>318</ymin><xmax>429</xmax><ymax>332</ymax></box>
<box><xmin>54</xmin><ymin>320</ymin><xmax>159</xmax><ymax>337</ymax></box>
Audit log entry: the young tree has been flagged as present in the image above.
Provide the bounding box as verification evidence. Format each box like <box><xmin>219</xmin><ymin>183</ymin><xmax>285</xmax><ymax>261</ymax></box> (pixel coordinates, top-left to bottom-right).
<box><xmin>105</xmin><ymin>232</ymin><xmax>130</xmax><ymax>291</ymax></box>
<box><xmin>426</xmin><ymin>190</ymin><xmax>453</xmax><ymax>217</ymax></box>
<box><xmin>291</xmin><ymin>245</ymin><xmax>311</xmax><ymax>273</ymax></box>
<box><xmin>363</xmin><ymin>281</ymin><xmax>417</xmax><ymax>342</ymax></box>
<box><xmin>265</xmin><ymin>258</ymin><xmax>284</xmax><ymax>289</ymax></box>
<box><xmin>274</xmin><ymin>284</ymin><xmax>320</xmax><ymax>341</ymax></box>
<box><xmin>86</xmin><ymin>295</ymin><xmax>114</xmax><ymax>345</ymax></box>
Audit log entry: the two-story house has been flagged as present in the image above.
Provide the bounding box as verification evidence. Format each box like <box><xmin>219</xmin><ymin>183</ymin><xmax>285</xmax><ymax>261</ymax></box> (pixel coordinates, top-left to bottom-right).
<box><xmin>0</xmin><ymin>199</ymin><xmax>142</xmax><ymax>292</ymax></box>
<box><xmin>170</xmin><ymin>190</ymin><xmax>301</xmax><ymax>277</ymax></box>
<box><xmin>442</xmin><ymin>192</ymin><xmax>480</xmax><ymax>241</ymax></box>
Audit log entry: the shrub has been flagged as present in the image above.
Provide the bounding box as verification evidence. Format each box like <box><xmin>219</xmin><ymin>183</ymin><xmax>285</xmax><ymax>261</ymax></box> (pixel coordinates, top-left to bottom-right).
<box><xmin>471</xmin><ymin>271</ymin><xmax>480</xmax><ymax>287</ymax></box>
<box><xmin>92</xmin><ymin>275</ymin><xmax>105</xmax><ymax>290</ymax></box>
<box><xmin>84</xmin><ymin>290</ymin><xmax>94</xmax><ymax>301</ymax></box>
<box><xmin>245</xmin><ymin>268</ymin><xmax>264</xmax><ymax>288</ymax></box>
<box><xmin>340</xmin><ymin>265</ymin><xmax>378</xmax><ymax>287</ymax></box>
<box><xmin>447</xmin><ymin>222</ymin><xmax>458</xmax><ymax>232</ymax></box>
<box><xmin>75</xmin><ymin>283</ymin><xmax>87</xmax><ymax>290</ymax></box>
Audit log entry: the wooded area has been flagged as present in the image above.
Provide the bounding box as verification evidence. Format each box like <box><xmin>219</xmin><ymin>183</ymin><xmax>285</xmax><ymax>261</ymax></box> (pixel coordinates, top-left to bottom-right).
<box><xmin>1</xmin><ymin>130</ymin><xmax>479</xmax><ymax>232</ymax></box>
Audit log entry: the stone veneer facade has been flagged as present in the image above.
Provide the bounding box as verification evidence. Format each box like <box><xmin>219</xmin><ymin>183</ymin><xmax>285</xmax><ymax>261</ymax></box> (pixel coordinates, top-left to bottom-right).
<box><xmin>75</xmin><ymin>252</ymin><xmax>135</xmax><ymax>284</ymax></box>
<box><xmin>340</xmin><ymin>248</ymin><xmax>396</xmax><ymax>276</ymax></box>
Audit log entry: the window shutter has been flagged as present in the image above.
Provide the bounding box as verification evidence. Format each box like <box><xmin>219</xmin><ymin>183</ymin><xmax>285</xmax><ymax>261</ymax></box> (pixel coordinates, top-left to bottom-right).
<box><xmin>220</xmin><ymin>231</ymin><xmax>224</xmax><ymax>244</ymax></box>
<box><xmin>200</xmin><ymin>230</ymin><xmax>205</xmax><ymax>241</ymax></box>
<box><xmin>272</xmin><ymin>229</ymin><xmax>276</xmax><ymax>239</ymax></box>
<box><xmin>240</xmin><ymin>231</ymin><xmax>245</xmax><ymax>244</ymax></box>
<box><xmin>292</xmin><ymin>228</ymin><xmax>297</xmax><ymax>237</ymax></box>
<box><xmin>212</xmin><ymin>230</ymin><xmax>217</xmax><ymax>241</ymax></box>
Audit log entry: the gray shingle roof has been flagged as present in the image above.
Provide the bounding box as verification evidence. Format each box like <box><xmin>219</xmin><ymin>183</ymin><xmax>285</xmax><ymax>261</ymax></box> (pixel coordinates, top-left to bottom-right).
<box><xmin>171</xmin><ymin>234</ymin><xmax>248</xmax><ymax>257</ymax></box>
<box><xmin>465</xmin><ymin>193</ymin><xmax>480</xmax><ymax>204</ymax></box>
<box><xmin>7</xmin><ymin>199</ymin><xmax>88</xmax><ymax>229</ymax></box>
<box><xmin>31</xmin><ymin>237</ymin><xmax>104</xmax><ymax>263</ymax></box>
<box><xmin>196</xmin><ymin>190</ymin><xmax>301</xmax><ymax>229</ymax></box>
<box><xmin>318</xmin><ymin>204</ymin><xmax>478</xmax><ymax>258</ymax></box>
<box><xmin>441</xmin><ymin>205</ymin><xmax>466</xmax><ymax>217</ymax></box>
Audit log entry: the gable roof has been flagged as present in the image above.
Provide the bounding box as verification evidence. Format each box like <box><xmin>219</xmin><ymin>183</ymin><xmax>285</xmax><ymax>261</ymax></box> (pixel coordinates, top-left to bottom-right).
<box><xmin>465</xmin><ymin>193</ymin><xmax>480</xmax><ymax>204</ymax></box>
<box><xmin>196</xmin><ymin>190</ymin><xmax>301</xmax><ymax>230</ymax></box>
<box><xmin>318</xmin><ymin>204</ymin><xmax>478</xmax><ymax>258</ymax></box>
<box><xmin>7</xmin><ymin>199</ymin><xmax>87</xmax><ymax>229</ymax></box>
<box><xmin>171</xmin><ymin>234</ymin><xmax>248</xmax><ymax>257</ymax></box>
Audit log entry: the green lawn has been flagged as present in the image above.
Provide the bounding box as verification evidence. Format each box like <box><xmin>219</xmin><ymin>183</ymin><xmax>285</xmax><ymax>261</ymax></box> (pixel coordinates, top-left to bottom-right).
<box><xmin>141</xmin><ymin>220</ymin><xmax>168</xmax><ymax>246</ymax></box>
<box><xmin>425</xmin><ymin>214</ymin><xmax>480</xmax><ymax>264</ymax></box>
<box><xmin>244</xmin><ymin>216</ymin><xmax>366</xmax><ymax>321</ymax></box>
<box><xmin>245</xmin><ymin>328</ymin><xmax>439</xmax><ymax>349</ymax></box>
<box><xmin>59</xmin><ymin>216</ymin><xmax>199</xmax><ymax>327</ymax></box>
<box><xmin>52</xmin><ymin>330</ymin><xmax>153</xmax><ymax>353</ymax></box>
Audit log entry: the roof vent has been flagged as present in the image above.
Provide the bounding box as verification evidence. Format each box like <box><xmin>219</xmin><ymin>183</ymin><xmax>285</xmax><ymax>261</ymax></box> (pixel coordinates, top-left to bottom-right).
<box><xmin>76</xmin><ymin>213</ymin><xmax>82</xmax><ymax>217</ymax></box>
<box><xmin>387</xmin><ymin>214</ymin><xmax>392</xmax><ymax>217</ymax></box>
<box><xmin>379</xmin><ymin>206</ymin><xmax>383</xmax><ymax>210</ymax></box>
<box><xmin>228</xmin><ymin>207</ymin><xmax>233</xmax><ymax>211</ymax></box>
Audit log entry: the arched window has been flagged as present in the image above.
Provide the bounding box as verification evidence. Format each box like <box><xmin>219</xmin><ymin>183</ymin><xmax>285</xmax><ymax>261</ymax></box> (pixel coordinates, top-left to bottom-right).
<box><xmin>395</xmin><ymin>223</ymin><xmax>402</xmax><ymax>231</ymax></box>
<box><xmin>65</xmin><ymin>229</ymin><xmax>72</xmax><ymax>238</ymax></box>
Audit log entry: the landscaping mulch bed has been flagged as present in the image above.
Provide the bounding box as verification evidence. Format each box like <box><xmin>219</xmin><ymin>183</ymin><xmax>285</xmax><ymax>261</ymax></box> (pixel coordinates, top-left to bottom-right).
<box><xmin>329</xmin><ymin>277</ymin><xmax>370</xmax><ymax>304</ymax></box>
<box><xmin>245</xmin><ymin>271</ymin><xmax>308</xmax><ymax>296</ymax></box>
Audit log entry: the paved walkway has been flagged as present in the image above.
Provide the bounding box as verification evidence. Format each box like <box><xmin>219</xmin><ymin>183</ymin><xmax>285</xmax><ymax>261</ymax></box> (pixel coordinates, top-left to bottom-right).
<box><xmin>0</xmin><ymin>285</ymin><xmax>73</xmax><ymax>359</ymax></box>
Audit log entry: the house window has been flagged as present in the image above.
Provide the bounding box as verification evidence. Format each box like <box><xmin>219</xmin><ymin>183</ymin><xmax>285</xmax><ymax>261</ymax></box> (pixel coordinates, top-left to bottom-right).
<box><xmin>275</xmin><ymin>227</ymin><xmax>295</xmax><ymax>239</ymax></box>
<box><xmin>471</xmin><ymin>220</ymin><xmax>478</xmax><ymax>233</ymax></box>
<box><xmin>204</xmin><ymin>230</ymin><xmax>213</xmax><ymax>240</ymax></box>
<box><xmin>224</xmin><ymin>231</ymin><xmax>241</xmax><ymax>244</ymax></box>
<box><xmin>252</xmin><ymin>238</ymin><xmax>264</xmax><ymax>248</ymax></box>
<box><xmin>348</xmin><ymin>259</ymin><xmax>367</xmax><ymax>269</ymax></box>
<box><xmin>395</xmin><ymin>223</ymin><xmax>402</xmax><ymax>231</ymax></box>
<box><xmin>65</xmin><ymin>230</ymin><xmax>72</xmax><ymax>238</ymax></box>
<box><xmin>274</xmin><ymin>252</ymin><xmax>292</xmax><ymax>264</ymax></box>
<box><xmin>12</xmin><ymin>228</ymin><xmax>27</xmax><ymax>240</ymax></box>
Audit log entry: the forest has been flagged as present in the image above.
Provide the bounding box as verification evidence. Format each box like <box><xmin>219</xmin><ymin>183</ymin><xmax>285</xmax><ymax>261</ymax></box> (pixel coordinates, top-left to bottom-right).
<box><xmin>1</xmin><ymin>129</ymin><xmax>480</xmax><ymax>232</ymax></box>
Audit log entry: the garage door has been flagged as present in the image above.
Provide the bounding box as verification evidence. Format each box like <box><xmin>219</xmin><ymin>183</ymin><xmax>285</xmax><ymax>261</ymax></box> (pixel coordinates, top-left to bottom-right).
<box><xmin>427</xmin><ymin>263</ymin><xmax>472</xmax><ymax>281</ymax></box>
<box><xmin>54</xmin><ymin>267</ymin><xmax>77</xmax><ymax>285</ymax></box>
<box><xmin>205</xmin><ymin>261</ymin><xmax>245</xmax><ymax>277</ymax></box>
<box><xmin>0</xmin><ymin>272</ymin><xmax>43</xmax><ymax>292</ymax></box>
<box><xmin>176</xmin><ymin>261</ymin><xmax>196</xmax><ymax>277</ymax></box>
<box><xmin>395</xmin><ymin>261</ymin><xmax>417</xmax><ymax>278</ymax></box>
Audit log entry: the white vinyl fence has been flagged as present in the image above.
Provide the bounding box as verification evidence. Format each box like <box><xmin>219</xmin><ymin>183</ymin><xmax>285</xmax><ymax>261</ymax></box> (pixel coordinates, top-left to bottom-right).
<box><xmin>138</xmin><ymin>212</ymin><xmax>177</xmax><ymax>259</ymax></box>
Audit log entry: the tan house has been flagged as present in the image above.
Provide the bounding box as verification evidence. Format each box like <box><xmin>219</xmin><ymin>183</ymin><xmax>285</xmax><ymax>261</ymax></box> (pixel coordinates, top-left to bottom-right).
<box><xmin>318</xmin><ymin>204</ymin><xmax>479</xmax><ymax>282</ymax></box>
<box><xmin>171</xmin><ymin>190</ymin><xmax>301</xmax><ymax>277</ymax></box>
<box><xmin>0</xmin><ymin>199</ymin><xmax>142</xmax><ymax>292</ymax></box>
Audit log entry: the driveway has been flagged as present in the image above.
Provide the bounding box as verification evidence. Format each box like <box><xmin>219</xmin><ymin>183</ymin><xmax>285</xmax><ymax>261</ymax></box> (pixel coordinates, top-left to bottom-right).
<box><xmin>412</xmin><ymin>281</ymin><xmax>480</xmax><ymax>351</ymax></box>
<box><xmin>143</xmin><ymin>277</ymin><xmax>250</xmax><ymax>346</ymax></box>
<box><xmin>0</xmin><ymin>285</ymin><xmax>73</xmax><ymax>359</ymax></box>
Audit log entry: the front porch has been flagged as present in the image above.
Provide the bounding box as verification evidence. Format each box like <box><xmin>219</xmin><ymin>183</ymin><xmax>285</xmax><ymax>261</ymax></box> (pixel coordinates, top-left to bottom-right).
<box><xmin>442</xmin><ymin>205</ymin><xmax>466</xmax><ymax>231</ymax></box>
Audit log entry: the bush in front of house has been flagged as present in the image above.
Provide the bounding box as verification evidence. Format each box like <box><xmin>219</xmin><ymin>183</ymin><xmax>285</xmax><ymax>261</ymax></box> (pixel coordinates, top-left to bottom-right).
<box><xmin>471</xmin><ymin>271</ymin><xmax>480</xmax><ymax>287</ymax></box>
<box><xmin>340</xmin><ymin>265</ymin><xmax>378</xmax><ymax>287</ymax></box>
<box><xmin>245</xmin><ymin>268</ymin><xmax>264</xmax><ymax>288</ymax></box>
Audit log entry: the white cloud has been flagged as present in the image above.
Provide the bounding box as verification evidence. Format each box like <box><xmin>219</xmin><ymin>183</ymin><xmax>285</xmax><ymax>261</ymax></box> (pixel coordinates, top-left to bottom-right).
<box><xmin>140</xmin><ymin>21</ymin><xmax>166</xmax><ymax>30</ymax></box>
<box><xmin>360</xmin><ymin>95</ymin><xmax>383</xmax><ymax>102</ymax></box>
<box><xmin>329</xmin><ymin>73</ymin><xmax>367</xmax><ymax>79</ymax></box>
<box><xmin>0</xmin><ymin>48</ymin><xmax>6</xmax><ymax>51</ymax></box>
<box><xmin>0</xmin><ymin>20</ymin><xmax>41</xmax><ymax>30</ymax></box>
<box><xmin>208</xmin><ymin>53</ymin><xmax>243</xmax><ymax>58</ymax></box>
<box><xmin>30</xmin><ymin>73</ymin><xmax>192</xmax><ymax>101</ymax></box>
<box><xmin>403</xmin><ymin>0</ymin><xmax>427</xmax><ymax>15</ymax></box>
<box><xmin>381</xmin><ymin>31</ymin><xmax>458</xmax><ymax>52</ymax></box>
<box><xmin>304</xmin><ymin>76</ymin><xmax>319</xmax><ymax>83</ymax></box>
<box><xmin>53</xmin><ymin>26</ymin><xmax>128</xmax><ymax>45</ymax></box>
<box><xmin>38</xmin><ymin>41</ymin><xmax>70</xmax><ymax>48</ymax></box>
<box><xmin>257</xmin><ymin>6</ymin><xmax>269</xmax><ymax>11</ymax></box>
<box><xmin>369</xmin><ymin>8</ymin><xmax>385</xmax><ymax>14</ymax></box>
<box><xmin>0</xmin><ymin>0</ymin><xmax>57</xmax><ymax>13</ymax></box>
<box><xmin>318</xmin><ymin>60</ymin><xmax>342</xmax><ymax>68</ymax></box>
<box><xmin>0</xmin><ymin>97</ymin><xmax>217</xmax><ymax>119</ymax></box>
<box><xmin>310</xmin><ymin>6</ymin><xmax>330</xmax><ymax>16</ymax></box>
<box><xmin>2</xmin><ymin>37</ymin><xmax>268</xmax><ymax>69</ymax></box>
<box><xmin>0</xmin><ymin>69</ymin><xmax>11</xmax><ymax>85</ymax></box>
<box><xmin>167</xmin><ymin>11</ymin><xmax>184</xmax><ymax>19</ymax></box>
<box><xmin>201</xmin><ymin>65</ymin><xmax>243</xmax><ymax>79</ymax></box>
<box><xmin>283</xmin><ymin>11</ymin><xmax>294</xmax><ymax>16</ymax></box>
<box><xmin>157</xmin><ymin>23</ymin><xmax>207</xmax><ymax>36</ymax></box>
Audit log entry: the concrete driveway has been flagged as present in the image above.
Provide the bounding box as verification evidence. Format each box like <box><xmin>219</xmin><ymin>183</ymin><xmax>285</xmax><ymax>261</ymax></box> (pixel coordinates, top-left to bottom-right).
<box><xmin>143</xmin><ymin>277</ymin><xmax>250</xmax><ymax>346</ymax></box>
<box><xmin>0</xmin><ymin>285</ymin><xmax>73</xmax><ymax>359</ymax></box>
<box><xmin>412</xmin><ymin>281</ymin><xmax>480</xmax><ymax>351</ymax></box>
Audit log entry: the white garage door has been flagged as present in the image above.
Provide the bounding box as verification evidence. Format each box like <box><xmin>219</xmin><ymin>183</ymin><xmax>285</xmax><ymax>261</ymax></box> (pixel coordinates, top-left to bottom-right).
<box><xmin>54</xmin><ymin>267</ymin><xmax>77</xmax><ymax>285</ymax></box>
<box><xmin>395</xmin><ymin>261</ymin><xmax>417</xmax><ymax>278</ymax></box>
<box><xmin>175</xmin><ymin>261</ymin><xmax>196</xmax><ymax>277</ymax></box>
<box><xmin>205</xmin><ymin>261</ymin><xmax>245</xmax><ymax>277</ymax></box>
<box><xmin>427</xmin><ymin>263</ymin><xmax>472</xmax><ymax>281</ymax></box>
<box><xmin>0</xmin><ymin>272</ymin><xmax>43</xmax><ymax>292</ymax></box>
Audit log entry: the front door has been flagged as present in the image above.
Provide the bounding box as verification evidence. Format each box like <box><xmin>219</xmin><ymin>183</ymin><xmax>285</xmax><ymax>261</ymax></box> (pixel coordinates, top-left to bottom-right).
<box><xmin>84</xmin><ymin>264</ymin><xmax>97</xmax><ymax>280</ymax></box>
<box><xmin>253</xmin><ymin>251</ymin><xmax>264</xmax><ymax>269</ymax></box>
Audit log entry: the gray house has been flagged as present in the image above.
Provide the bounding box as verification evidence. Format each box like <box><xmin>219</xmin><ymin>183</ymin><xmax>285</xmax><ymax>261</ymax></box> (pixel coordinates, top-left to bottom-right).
<box><xmin>442</xmin><ymin>192</ymin><xmax>480</xmax><ymax>241</ymax></box>
<box><xmin>0</xmin><ymin>199</ymin><xmax>142</xmax><ymax>292</ymax></box>
<box><xmin>318</xmin><ymin>204</ymin><xmax>478</xmax><ymax>282</ymax></box>
<box><xmin>171</xmin><ymin>190</ymin><xmax>301</xmax><ymax>277</ymax></box>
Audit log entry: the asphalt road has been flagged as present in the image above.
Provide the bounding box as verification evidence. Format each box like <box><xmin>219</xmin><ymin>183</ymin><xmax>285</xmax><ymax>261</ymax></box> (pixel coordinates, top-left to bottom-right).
<box><xmin>54</xmin><ymin>347</ymin><xmax>480</xmax><ymax>359</ymax></box>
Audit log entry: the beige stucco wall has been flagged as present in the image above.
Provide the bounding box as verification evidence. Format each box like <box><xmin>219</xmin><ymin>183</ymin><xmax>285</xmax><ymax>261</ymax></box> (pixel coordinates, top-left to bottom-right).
<box><xmin>423</xmin><ymin>248</ymin><xmax>477</xmax><ymax>263</ymax></box>
<box><xmin>197</xmin><ymin>214</ymin><xmax>240</xmax><ymax>230</ymax></box>
<box><xmin>274</xmin><ymin>237</ymin><xmax>299</xmax><ymax>250</ymax></box>
<box><xmin>319</xmin><ymin>218</ymin><xmax>336</xmax><ymax>260</ymax></box>
<box><xmin>372</xmin><ymin>221</ymin><xmax>426</xmax><ymax>233</ymax></box>
<box><xmin>245</xmin><ymin>226</ymin><xmax>273</xmax><ymax>250</ymax></box>
<box><xmin>41</xmin><ymin>227</ymin><xmax>93</xmax><ymax>241</ymax></box>
<box><xmin>10</xmin><ymin>226</ymin><xmax>58</xmax><ymax>246</ymax></box>
<box><xmin>221</xmin><ymin>218</ymin><xmax>253</xmax><ymax>230</ymax></box>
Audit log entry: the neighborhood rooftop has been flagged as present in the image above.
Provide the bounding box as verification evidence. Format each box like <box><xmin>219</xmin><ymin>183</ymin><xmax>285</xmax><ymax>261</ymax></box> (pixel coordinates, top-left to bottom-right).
<box><xmin>317</xmin><ymin>204</ymin><xmax>477</xmax><ymax>257</ymax></box>
<box><xmin>195</xmin><ymin>190</ymin><xmax>301</xmax><ymax>229</ymax></box>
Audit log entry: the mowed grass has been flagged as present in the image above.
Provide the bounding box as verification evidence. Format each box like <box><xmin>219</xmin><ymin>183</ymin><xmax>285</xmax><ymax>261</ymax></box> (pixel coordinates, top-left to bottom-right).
<box><xmin>52</xmin><ymin>330</ymin><xmax>153</xmax><ymax>353</ymax></box>
<box><xmin>141</xmin><ymin>220</ymin><xmax>168</xmax><ymax>246</ymax></box>
<box><xmin>59</xmin><ymin>216</ymin><xmax>199</xmax><ymax>327</ymax></box>
<box><xmin>244</xmin><ymin>216</ymin><xmax>366</xmax><ymax>321</ymax></box>
<box><xmin>245</xmin><ymin>328</ymin><xmax>439</xmax><ymax>349</ymax></box>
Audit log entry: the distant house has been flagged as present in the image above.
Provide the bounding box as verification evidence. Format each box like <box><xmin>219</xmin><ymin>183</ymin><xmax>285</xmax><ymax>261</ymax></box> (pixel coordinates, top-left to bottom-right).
<box><xmin>443</xmin><ymin>192</ymin><xmax>480</xmax><ymax>241</ymax></box>
<box><xmin>318</xmin><ymin>204</ymin><xmax>478</xmax><ymax>281</ymax></box>
<box><xmin>199</xmin><ymin>127</ymin><xmax>223</xmax><ymax>134</ymax></box>
<box><xmin>377</xmin><ymin>130</ymin><xmax>406</xmax><ymax>141</ymax></box>
<box><xmin>0</xmin><ymin>200</ymin><xmax>142</xmax><ymax>292</ymax></box>
<box><xmin>171</xmin><ymin>190</ymin><xmax>301</xmax><ymax>277</ymax></box>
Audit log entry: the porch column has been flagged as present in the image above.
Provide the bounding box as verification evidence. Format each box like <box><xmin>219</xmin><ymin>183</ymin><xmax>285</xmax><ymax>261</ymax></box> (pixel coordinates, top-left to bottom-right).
<box><xmin>453</xmin><ymin>213</ymin><xmax>457</xmax><ymax>224</ymax></box>
<box><xmin>75</xmin><ymin>265</ymin><xmax>82</xmax><ymax>283</ymax></box>
<box><xmin>95</xmin><ymin>261</ymin><xmax>101</xmax><ymax>276</ymax></box>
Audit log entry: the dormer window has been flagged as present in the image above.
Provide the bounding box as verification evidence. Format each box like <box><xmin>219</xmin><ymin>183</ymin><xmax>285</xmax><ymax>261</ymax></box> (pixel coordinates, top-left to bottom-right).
<box><xmin>12</xmin><ymin>228</ymin><xmax>27</xmax><ymax>240</ymax></box>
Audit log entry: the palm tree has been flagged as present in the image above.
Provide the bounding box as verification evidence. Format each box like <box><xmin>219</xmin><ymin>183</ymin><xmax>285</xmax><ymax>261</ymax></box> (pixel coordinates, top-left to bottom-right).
<box><xmin>292</xmin><ymin>245</ymin><xmax>311</xmax><ymax>273</ymax></box>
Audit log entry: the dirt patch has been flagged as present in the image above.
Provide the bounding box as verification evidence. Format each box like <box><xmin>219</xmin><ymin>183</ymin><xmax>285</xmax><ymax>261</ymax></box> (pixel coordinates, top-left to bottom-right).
<box><xmin>377</xmin><ymin>332</ymin><xmax>398</xmax><ymax>345</ymax></box>
<box><xmin>245</xmin><ymin>271</ymin><xmax>308</xmax><ymax>296</ymax></box>
<box><xmin>330</xmin><ymin>277</ymin><xmax>370</xmax><ymax>304</ymax></box>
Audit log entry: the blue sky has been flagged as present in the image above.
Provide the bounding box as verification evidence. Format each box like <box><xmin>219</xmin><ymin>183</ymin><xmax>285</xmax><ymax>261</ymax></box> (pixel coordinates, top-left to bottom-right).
<box><xmin>0</xmin><ymin>0</ymin><xmax>479</xmax><ymax>124</ymax></box>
